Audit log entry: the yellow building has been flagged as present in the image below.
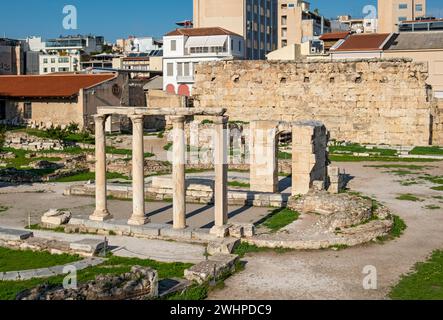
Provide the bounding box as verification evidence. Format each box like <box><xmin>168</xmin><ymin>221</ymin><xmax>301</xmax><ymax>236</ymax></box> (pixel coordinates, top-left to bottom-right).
<box><xmin>193</xmin><ymin>0</ymin><xmax>278</xmax><ymax>59</ymax></box>
<box><xmin>378</xmin><ymin>0</ymin><xmax>427</xmax><ymax>33</ymax></box>
<box><xmin>278</xmin><ymin>0</ymin><xmax>331</xmax><ymax>48</ymax></box>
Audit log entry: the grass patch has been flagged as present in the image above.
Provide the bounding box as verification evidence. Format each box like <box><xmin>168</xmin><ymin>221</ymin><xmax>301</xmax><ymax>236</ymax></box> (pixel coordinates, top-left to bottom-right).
<box><xmin>329</xmin><ymin>244</ymin><xmax>349</xmax><ymax>251</ymax></box>
<box><xmin>260</xmin><ymin>208</ymin><xmax>300</xmax><ymax>232</ymax></box>
<box><xmin>421</xmin><ymin>176</ymin><xmax>443</xmax><ymax>185</ymax></box>
<box><xmin>365</xmin><ymin>164</ymin><xmax>429</xmax><ymax>170</ymax></box>
<box><xmin>431</xmin><ymin>186</ymin><xmax>443</xmax><ymax>192</ymax></box>
<box><xmin>330</xmin><ymin>154</ymin><xmax>441</xmax><ymax>163</ymax></box>
<box><xmin>390</xmin><ymin>250</ymin><xmax>443</xmax><ymax>300</ymax></box>
<box><xmin>396</xmin><ymin>194</ymin><xmax>424</xmax><ymax>202</ymax></box>
<box><xmin>329</xmin><ymin>144</ymin><xmax>397</xmax><ymax>156</ymax></box>
<box><xmin>388</xmin><ymin>170</ymin><xmax>420</xmax><ymax>176</ymax></box>
<box><xmin>163</xmin><ymin>142</ymin><xmax>173</xmax><ymax>151</ymax></box>
<box><xmin>278</xmin><ymin>151</ymin><xmax>292</xmax><ymax>160</ymax></box>
<box><xmin>227</xmin><ymin>181</ymin><xmax>250</xmax><ymax>189</ymax></box>
<box><xmin>0</xmin><ymin>253</ymin><xmax>192</xmax><ymax>300</ymax></box>
<box><xmin>410</xmin><ymin>146</ymin><xmax>443</xmax><ymax>156</ymax></box>
<box><xmin>0</xmin><ymin>247</ymin><xmax>80</xmax><ymax>273</ymax></box>
<box><xmin>52</xmin><ymin>171</ymin><xmax>130</xmax><ymax>183</ymax></box>
<box><xmin>105</xmin><ymin>146</ymin><xmax>154</xmax><ymax>158</ymax></box>
<box><xmin>0</xmin><ymin>205</ymin><xmax>9</xmax><ymax>213</ymax></box>
<box><xmin>233</xmin><ymin>242</ymin><xmax>292</xmax><ymax>258</ymax></box>
<box><xmin>425</xmin><ymin>205</ymin><xmax>441</xmax><ymax>210</ymax></box>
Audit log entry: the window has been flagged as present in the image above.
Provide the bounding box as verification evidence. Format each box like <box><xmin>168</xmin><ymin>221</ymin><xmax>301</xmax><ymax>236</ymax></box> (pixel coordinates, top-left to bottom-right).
<box><xmin>177</xmin><ymin>62</ymin><xmax>183</xmax><ymax>77</ymax></box>
<box><xmin>239</xmin><ymin>40</ymin><xmax>242</xmax><ymax>52</ymax></box>
<box><xmin>416</xmin><ymin>4</ymin><xmax>423</xmax><ymax>12</ymax></box>
<box><xmin>51</xmin><ymin>58</ymin><xmax>56</xmax><ymax>63</ymax></box>
<box><xmin>399</xmin><ymin>4</ymin><xmax>408</xmax><ymax>9</ymax></box>
<box><xmin>281</xmin><ymin>15</ymin><xmax>287</xmax><ymax>26</ymax></box>
<box><xmin>58</xmin><ymin>57</ymin><xmax>69</xmax><ymax>63</ymax></box>
<box><xmin>184</xmin><ymin>63</ymin><xmax>190</xmax><ymax>76</ymax></box>
<box><xmin>0</xmin><ymin>100</ymin><xmax>6</xmax><ymax>120</ymax></box>
<box><xmin>167</xmin><ymin>63</ymin><xmax>173</xmax><ymax>76</ymax></box>
<box><xmin>23</xmin><ymin>102</ymin><xmax>32</xmax><ymax>120</ymax></box>
<box><xmin>51</xmin><ymin>67</ymin><xmax>56</xmax><ymax>73</ymax></box>
<box><xmin>398</xmin><ymin>16</ymin><xmax>408</xmax><ymax>22</ymax></box>
<box><xmin>171</xmin><ymin>40</ymin><xmax>177</xmax><ymax>51</ymax></box>
<box><xmin>281</xmin><ymin>28</ymin><xmax>287</xmax><ymax>38</ymax></box>
<box><xmin>43</xmin><ymin>58</ymin><xmax>48</xmax><ymax>64</ymax></box>
<box><xmin>43</xmin><ymin>68</ymin><xmax>48</xmax><ymax>73</ymax></box>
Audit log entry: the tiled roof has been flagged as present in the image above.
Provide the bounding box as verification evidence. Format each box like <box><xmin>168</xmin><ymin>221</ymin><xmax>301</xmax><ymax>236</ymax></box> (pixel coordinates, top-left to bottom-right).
<box><xmin>319</xmin><ymin>32</ymin><xmax>351</xmax><ymax>41</ymax></box>
<box><xmin>165</xmin><ymin>27</ymin><xmax>241</xmax><ymax>37</ymax></box>
<box><xmin>0</xmin><ymin>74</ymin><xmax>116</xmax><ymax>98</ymax></box>
<box><xmin>332</xmin><ymin>33</ymin><xmax>393</xmax><ymax>51</ymax></box>
<box><xmin>386</xmin><ymin>32</ymin><xmax>443</xmax><ymax>50</ymax></box>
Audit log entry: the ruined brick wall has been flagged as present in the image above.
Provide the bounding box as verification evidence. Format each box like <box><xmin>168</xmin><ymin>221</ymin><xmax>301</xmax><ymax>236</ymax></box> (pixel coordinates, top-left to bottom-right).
<box><xmin>193</xmin><ymin>59</ymin><xmax>437</xmax><ymax>146</ymax></box>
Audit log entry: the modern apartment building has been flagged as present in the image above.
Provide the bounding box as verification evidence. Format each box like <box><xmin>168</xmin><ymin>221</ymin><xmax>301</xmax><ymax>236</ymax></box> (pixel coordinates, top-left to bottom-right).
<box><xmin>39</xmin><ymin>53</ymin><xmax>80</xmax><ymax>74</ymax></box>
<box><xmin>398</xmin><ymin>17</ymin><xmax>443</xmax><ymax>32</ymax></box>
<box><xmin>45</xmin><ymin>35</ymin><xmax>105</xmax><ymax>55</ymax></box>
<box><xmin>163</xmin><ymin>27</ymin><xmax>244</xmax><ymax>96</ymax></box>
<box><xmin>278</xmin><ymin>1</ymin><xmax>331</xmax><ymax>48</ymax></box>
<box><xmin>114</xmin><ymin>36</ymin><xmax>163</xmax><ymax>54</ymax></box>
<box><xmin>193</xmin><ymin>0</ymin><xmax>278</xmax><ymax>60</ymax></box>
<box><xmin>333</xmin><ymin>15</ymin><xmax>378</xmax><ymax>34</ymax></box>
<box><xmin>0</xmin><ymin>38</ymin><xmax>23</xmax><ymax>75</ymax></box>
<box><xmin>378</xmin><ymin>0</ymin><xmax>427</xmax><ymax>33</ymax></box>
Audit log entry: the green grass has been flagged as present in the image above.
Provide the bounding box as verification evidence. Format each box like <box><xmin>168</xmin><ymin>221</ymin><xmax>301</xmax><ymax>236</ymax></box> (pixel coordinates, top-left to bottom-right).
<box><xmin>52</xmin><ymin>171</ymin><xmax>130</xmax><ymax>183</ymax></box>
<box><xmin>431</xmin><ymin>186</ymin><xmax>443</xmax><ymax>192</ymax></box>
<box><xmin>0</xmin><ymin>247</ymin><xmax>80</xmax><ymax>273</ymax></box>
<box><xmin>390</xmin><ymin>250</ymin><xmax>443</xmax><ymax>300</ymax></box>
<box><xmin>425</xmin><ymin>205</ymin><xmax>441</xmax><ymax>210</ymax></box>
<box><xmin>227</xmin><ymin>181</ymin><xmax>250</xmax><ymax>189</ymax></box>
<box><xmin>388</xmin><ymin>170</ymin><xmax>420</xmax><ymax>176</ymax></box>
<box><xmin>0</xmin><ymin>205</ymin><xmax>10</xmax><ymax>213</ymax></box>
<box><xmin>396</xmin><ymin>194</ymin><xmax>424</xmax><ymax>202</ymax></box>
<box><xmin>410</xmin><ymin>146</ymin><xmax>443</xmax><ymax>156</ymax></box>
<box><xmin>278</xmin><ymin>151</ymin><xmax>292</xmax><ymax>160</ymax></box>
<box><xmin>233</xmin><ymin>242</ymin><xmax>293</xmax><ymax>258</ymax></box>
<box><xmin>421</xmin><ymin>176</ymin><xmax>443</xmax><ymax>185</ymax></box>
<box><xmin>329</xmin><ymin>144</ymin><xmax>397</xmax><ymax>156</ymax></box>
<box><xmin>163</xmin><ymin>142</ymin><xmax>173</xmax><ymax>151</ymax></box>
<box><xmin>330</xmin><ymin>154</ymin><xmax>441</xmax><ymax>163</ymax></box>
<box><xmin>0</xmin><ymin>148</ymin><xmax>62</xmax><ymax>169</ymax></box>
<box><xmin>0</xmin><ymin>253</ymin><xmax>192</xmax><ymax>300</ymax></box>
<box><xmin>166</xmin><ymin>284</ymin><xmax>209</xmax><ymax>300</ymax></box>
<box><xmin>365</xmin><ymin>164</ymin><xmax>430</xmax><ymax>170</ymax></box>
<box><xmin>105</xmin><ymin>146</ymin><xmax>154</xmax><ymax>158</ymax></box>
<box><xmin>260</xmin><ymin>208</ymin><xmax>300</xmax><ymax>232</ymax></box>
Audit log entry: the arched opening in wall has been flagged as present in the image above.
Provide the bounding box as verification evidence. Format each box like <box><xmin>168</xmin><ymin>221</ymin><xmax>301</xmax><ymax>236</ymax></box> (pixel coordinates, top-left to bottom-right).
<box><xmin>166</xmin><ymin>84</ymin><xmax>175</xmax><ymax>94</ymax></box>
<box><xmin>178</xmin><ymin>84</ymin><xmax>190</xmax><ymax>97</ymax></box>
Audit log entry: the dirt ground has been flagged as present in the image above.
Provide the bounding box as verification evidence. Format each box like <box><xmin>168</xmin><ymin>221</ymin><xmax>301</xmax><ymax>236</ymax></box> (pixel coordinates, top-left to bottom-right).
<box><xmin>208</xmin><ymin>161</ymin><xmax>443</xmax><ymax>300</ymax></box>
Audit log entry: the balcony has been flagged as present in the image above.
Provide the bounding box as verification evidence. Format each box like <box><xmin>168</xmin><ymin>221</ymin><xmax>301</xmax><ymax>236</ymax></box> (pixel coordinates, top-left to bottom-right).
<box><xmin>177</xmin><ymin>75</ymin><xmax>195</xmax><ymax>83</ymax></box>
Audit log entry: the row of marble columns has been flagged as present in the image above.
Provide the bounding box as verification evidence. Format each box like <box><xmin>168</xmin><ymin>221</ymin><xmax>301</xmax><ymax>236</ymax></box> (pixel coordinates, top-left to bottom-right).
<box><xmin>89</xmin><ymin>114</ymin><xmax>229</xmax><ymax>234</ymax></box>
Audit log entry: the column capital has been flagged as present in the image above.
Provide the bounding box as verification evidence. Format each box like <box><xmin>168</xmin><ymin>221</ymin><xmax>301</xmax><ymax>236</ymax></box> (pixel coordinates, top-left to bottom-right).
<box><xmin>214</xmin><ymin>116</ymin><xmax>229</xmax><ymax>125</ymax></box>
<box><xmin>93</xmin><ymin>114</ymin><xmax>107</xmax><ymax>123</ymax></box>
<box><xmin>170</xmin><ymin>115</ymin><xmax>186</xmax><ymax>124</ymax></box>
<box><xmin>130</xmin><ymin>114</ymin><xmax>144</xmax><ymax>123</ymax></box>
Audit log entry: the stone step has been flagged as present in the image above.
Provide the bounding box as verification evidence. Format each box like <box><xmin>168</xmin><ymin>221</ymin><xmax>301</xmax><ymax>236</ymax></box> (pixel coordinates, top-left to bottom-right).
<box><xmin>0</xmin><ymin>227</ymin><xmax>33</xmax><ymax>241</ymax></box>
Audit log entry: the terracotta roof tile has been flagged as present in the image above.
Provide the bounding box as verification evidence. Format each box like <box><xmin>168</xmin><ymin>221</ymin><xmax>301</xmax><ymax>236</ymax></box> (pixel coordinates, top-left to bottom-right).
<box><xmin>0</xmin><ymin>74</ymin><xmax>116</xmax><ymax>98</ymax></box>
<box><xmin>319</xmin><ymin>32</ymin><xmax>351</xmax><ymax>41</ymax></box>
<box><xmin>333</xmin><ymin>33</ymin><xmax>392</xmax><ymax>51</ymax></box>
<box><xmin>165</xmin><ymin>27</ymin><xmax>242</xmax><ymax>37</ymax></box>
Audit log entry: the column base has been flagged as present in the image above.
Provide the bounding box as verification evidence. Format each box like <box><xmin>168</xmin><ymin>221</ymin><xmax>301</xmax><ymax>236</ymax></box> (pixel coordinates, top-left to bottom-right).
<box><xmin>128</xmin><ymin>216</ymin><xmax>150</xmax><ymax>226</ymax></box>
<box><xmin>210</xmin><ymin>225</ymin><xmax>231</xmax><ymax>238</ymax></box>
<box><xmin>89</xmin><ymin>210</ymin><xmax>113</xmax><ymax>222</ymax></box>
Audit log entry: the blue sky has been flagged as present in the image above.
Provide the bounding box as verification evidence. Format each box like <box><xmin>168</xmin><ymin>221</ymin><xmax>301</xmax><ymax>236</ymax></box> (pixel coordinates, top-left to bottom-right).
<box><xmin>1</xmin><ymin>0</ymin><xmax>442</xmax><ymax>42</ymax></box>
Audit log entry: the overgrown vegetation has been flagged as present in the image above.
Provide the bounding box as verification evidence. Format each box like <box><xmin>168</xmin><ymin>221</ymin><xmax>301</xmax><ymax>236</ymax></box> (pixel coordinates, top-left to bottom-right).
<box><xmin>0</xmin><ymin>253</ymin><xmax>192</xmax><ymax>300</ymax></box>
<box><xmin>233</xmin><ymin>242</ymin><xmax>293</xmax><ymax>258</ymax></box>
<box><xmin>377</xmin><ymin>215</ymin><xmax>407</xmax><ymax>242</ymax></box>
<box><xmin>390</xmin><ymin>250</ymin><xmax>443</xmax><ymax>300</ymax></box>
<box><xmin>52</xmin><ymin>171</ymin><xmax>130</xmax><ymax>183</ymax></box>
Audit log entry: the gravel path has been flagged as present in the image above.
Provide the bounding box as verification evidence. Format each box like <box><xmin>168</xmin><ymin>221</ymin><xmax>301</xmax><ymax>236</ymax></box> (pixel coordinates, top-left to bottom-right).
<box><xmin>209</xmin><ymin>161</ymin><xmax>443</xmax><ymax>300</ymax></box>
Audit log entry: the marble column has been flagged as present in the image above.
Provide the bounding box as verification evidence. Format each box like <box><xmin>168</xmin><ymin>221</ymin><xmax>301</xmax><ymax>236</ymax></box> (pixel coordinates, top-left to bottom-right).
<box><xmin>172</xmin><ymin>116</ymin><xmax>187</xmax><ymax>229</ymax></box>
<box><xmin>90</xmin><ymin>114</ymin><xmax>113</xmax><ymax>222</ymax></box>
<box><xmin>128</xmin><ymin>115</ymin><xmax>149</xmax><ymax>226</ymax></box>
<box><xmin>211</xmin><ymin>116</ymin><xmax>229</xmax><ymax>236</ymax></box>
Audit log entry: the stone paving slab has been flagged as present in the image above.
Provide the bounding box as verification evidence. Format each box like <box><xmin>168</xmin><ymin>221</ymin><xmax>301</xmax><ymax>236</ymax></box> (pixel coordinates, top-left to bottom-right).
<box><xmin>0</xmin><ymin>227</ymin><xmax>33</xmax><ymax>241</ymax></box>
<box><xmin>69</xmin><ymin>239</ymin><xmax>106</xmax><ymax>254</ymax></box>
<box><xmin>0</xmin><ymin>257</ymin><xmax>105</xmax><ymax>282</ymax></box>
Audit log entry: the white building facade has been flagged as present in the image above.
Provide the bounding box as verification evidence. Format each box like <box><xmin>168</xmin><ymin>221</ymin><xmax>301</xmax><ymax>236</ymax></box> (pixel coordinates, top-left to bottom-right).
<box><xmin>39</xmin><ymin>53</ymin><xmax>80</xmax><ymax>74</ymax></box>
<box><xmin>163</xmin><ymin>27</ymin><xmax>244</xmax><ymax>96</ymax></box>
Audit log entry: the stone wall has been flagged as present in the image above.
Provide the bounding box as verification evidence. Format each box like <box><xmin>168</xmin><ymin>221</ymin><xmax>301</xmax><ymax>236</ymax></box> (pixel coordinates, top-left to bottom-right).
<box><xmin>434</xmin><ymin>100</ymin><xmax>443</xmax><ymax>146</ymax></box>
<box><xmin>193</xmin><ymin>59</ymin><xmax>440</xmax><ymax>146</ymax></box>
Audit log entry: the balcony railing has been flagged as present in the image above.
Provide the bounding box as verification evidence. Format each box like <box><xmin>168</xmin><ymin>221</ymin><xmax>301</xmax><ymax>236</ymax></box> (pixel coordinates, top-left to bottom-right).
<box><xmin>176</xmin><ymin>75</ymin><xmax>195</xmax><ymax>83</ymax></box>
